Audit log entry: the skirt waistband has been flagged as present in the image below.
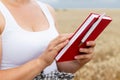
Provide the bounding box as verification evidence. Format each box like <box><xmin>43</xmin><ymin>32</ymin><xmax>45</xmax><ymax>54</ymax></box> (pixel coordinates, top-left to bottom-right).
<box><xmin>34</xmin><ymin>70</ymin><xmax>74</xmax><ymax>80</ymax></box>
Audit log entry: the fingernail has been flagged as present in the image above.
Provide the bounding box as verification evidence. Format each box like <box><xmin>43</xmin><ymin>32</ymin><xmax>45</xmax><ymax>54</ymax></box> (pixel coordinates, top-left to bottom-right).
<box><xmin>80</xmin><ymin>48</ymin><xmax>83</xmax><ymax>51</ymax></box>
<box><xmin>65</xmin><ymin>40</ymin><xmax>69</xmax><ymax>43</ymax></box>
<box><xmin>87</xmin><ymin>42</ymin><xmax>90</xmax><ymax>45</ymax></box>
<box><xmin>74</xmin><ymin>56</ymin><xmax>78</xmax><ymax>59</ymax></box>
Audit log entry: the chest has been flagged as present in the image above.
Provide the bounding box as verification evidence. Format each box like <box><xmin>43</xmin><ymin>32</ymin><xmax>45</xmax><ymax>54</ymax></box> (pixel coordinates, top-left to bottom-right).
<box><xmin>2</xmin><ymin>27</ymin><xmax>58</xmax><ymax>65</ymax></box>
<box><xmin>6</xmin><ymin>3</ymin><xmax>49</xmax><ymax>32</ymax></box>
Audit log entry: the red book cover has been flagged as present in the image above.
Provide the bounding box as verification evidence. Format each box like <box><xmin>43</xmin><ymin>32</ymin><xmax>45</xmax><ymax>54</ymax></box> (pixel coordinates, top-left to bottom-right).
<box><xmin>56</xmin><ymin>13</ymin><xmax>112</xmax><ymax>62</ymax></box>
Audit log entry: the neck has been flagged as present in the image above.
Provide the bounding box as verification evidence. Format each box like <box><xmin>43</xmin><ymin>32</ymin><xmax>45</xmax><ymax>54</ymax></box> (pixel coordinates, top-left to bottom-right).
<box><xmin>2</xmin><ymin>0</ymin><xmax>32</xmax><ymax>5</ymax></box>
<box><xmin>11</xmin><ymin>0</ymin><xmax>30</xmax><ymax>3</ymax></box>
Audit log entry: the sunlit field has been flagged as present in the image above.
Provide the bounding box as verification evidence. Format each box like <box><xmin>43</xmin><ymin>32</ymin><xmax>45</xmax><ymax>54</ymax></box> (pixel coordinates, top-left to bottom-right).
<box><xmin>56</xmin><ymin>9</ymin><xmax>120</xmax><ymax>80</ymax></box>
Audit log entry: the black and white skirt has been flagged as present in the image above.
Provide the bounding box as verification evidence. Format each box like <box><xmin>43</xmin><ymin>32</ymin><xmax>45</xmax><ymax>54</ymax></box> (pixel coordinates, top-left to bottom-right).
<box><xmin>33</xmin><ymin>70</ymin><xmax>74</xmax><ymax>80</ymax></box>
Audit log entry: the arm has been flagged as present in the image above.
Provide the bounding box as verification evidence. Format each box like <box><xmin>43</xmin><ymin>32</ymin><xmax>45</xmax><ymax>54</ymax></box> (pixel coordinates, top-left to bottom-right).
<box><xmin>0</xmin><ymin>58</ymin><xmax>46</xmax><ymax>80</ymax></box>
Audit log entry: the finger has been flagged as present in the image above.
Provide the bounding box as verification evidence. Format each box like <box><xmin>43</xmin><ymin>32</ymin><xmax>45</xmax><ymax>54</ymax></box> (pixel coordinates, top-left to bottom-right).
<box><xmin>79</xmin><ymin>48</ymin><xmax>94</xmax><ymax>54</ymax></box>
<box><xmin>86</xmin><ymin>41</ymin><xmax>96</xmax><ymax>47</ymax></box>
<box><xmin>51</xmin><ymin>34</ymin><xmax>72</xmax><ymax>47</ymax></box>
<box><xmin>75</xmin><ymin>53</ymin><xmax>94</xmax><ymax>60</ymax></box>
<box><xmin>53</xmin><ymin>39</ymin><xmax>69</xmax><ymax>53</ymax></box>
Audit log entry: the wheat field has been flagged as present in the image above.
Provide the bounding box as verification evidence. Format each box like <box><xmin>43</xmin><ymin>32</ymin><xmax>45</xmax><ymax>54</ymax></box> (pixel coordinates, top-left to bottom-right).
<box><xmin>56</xmin><ymin>9</ymin><xmax>120</xmax><ymax>80</ymax></box>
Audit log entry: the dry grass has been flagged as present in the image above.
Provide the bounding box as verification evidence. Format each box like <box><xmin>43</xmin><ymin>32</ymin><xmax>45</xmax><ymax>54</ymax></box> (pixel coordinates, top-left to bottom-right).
<box><xmin>56</xmin><ymin>9</ymin><xmax>120</xmax><ymax>80</ymax></box>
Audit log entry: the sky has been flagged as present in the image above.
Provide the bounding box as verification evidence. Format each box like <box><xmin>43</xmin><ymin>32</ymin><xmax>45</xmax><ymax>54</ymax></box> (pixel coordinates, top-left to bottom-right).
<box><xmin>40</xmin><ymin>0</ymin><xmax>120</xmax><ymax>9</ymax></box>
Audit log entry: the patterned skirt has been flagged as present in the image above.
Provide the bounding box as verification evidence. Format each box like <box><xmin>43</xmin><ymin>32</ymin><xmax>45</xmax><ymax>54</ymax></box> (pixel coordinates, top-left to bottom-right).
<box><xmin>33</xmin><ymin>70</ymin><xmax>74</xmax><ymax>80</ymax></box>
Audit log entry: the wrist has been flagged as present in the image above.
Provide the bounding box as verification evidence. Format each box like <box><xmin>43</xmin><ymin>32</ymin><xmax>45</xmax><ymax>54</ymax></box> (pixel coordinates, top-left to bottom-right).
<box><xmin>36</xmin><ymin>56</ymin><xmax>50</xmax><ymax>68</ymax></box>
<box><xmin>35</xmin><ymin>58</ymin><xmax>48</xmax><ymax>70</ymax></box>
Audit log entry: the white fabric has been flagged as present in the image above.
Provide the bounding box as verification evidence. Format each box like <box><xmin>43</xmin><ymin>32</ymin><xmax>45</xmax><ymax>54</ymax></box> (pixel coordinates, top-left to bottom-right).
<box><xmin>0</xmin><ymin>1</ymin><xmax>59</xmax><ymax>74</ymax></box>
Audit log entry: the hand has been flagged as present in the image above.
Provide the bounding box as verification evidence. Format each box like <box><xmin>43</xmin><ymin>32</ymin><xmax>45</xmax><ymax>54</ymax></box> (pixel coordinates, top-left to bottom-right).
<box><xmin>74</xmin><ymin>41</ymin><xmax>96</xmax><ymax>67</ymax></box>
<box><xmin>38</xmin><ymin>34</ymin><xmax>72</xmax><ymax>67</ymax></box>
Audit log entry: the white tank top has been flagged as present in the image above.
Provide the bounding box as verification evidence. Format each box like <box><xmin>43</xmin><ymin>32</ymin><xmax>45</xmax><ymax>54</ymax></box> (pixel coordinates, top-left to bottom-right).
<box><xmin>0</xmin><ymin>1</ymin><xmax>59</xmax><ymax>74</ymax></box>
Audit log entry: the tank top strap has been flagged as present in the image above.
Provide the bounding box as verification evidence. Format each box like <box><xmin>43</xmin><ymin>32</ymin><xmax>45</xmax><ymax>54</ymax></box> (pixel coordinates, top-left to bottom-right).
<box><xmin>36</xmin><ymin>1</ymin><xmax>55</xmax><ymax>29</ymax></box>
<box><xmin>0</xmin><ymin>1</ymin><xmax>16</xmax><ymax>24</ymax></box>
<box><xmin>0</xmin><ymin>1</ymin><xmax>19</xmax><ymax>36</ymax></box>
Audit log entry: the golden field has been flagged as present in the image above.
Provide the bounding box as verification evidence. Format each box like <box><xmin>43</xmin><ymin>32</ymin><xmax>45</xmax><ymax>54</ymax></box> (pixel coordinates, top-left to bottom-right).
<box><xmin>56</xmin><ymin>9</ymin><xmax>120</xmax><ymax>80</ymax></box>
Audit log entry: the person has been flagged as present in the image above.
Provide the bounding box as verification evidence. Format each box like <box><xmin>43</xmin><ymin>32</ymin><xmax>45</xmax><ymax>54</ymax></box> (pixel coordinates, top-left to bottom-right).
<box><xmin>0</xmin><ymin>0</ymin><xmax>96</xmax><ymax>80</ymax></box>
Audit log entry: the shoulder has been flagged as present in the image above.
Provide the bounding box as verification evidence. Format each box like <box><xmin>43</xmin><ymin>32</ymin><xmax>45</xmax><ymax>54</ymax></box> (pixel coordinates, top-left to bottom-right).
<box><xmin>45</xmin><ymin>3</ymin><xmax>60</xmax><ymax>32</ymax></box>
<box><xmin>37</xmin><ymin>1</ymin><xmax>56</xmax><ymax>18</ymax></box>
<box><xmin>45</xmin><ymin>4</ymin><xmax>56</xmax><ymax>14</ymax></box>
<box><xmin>44</xmin><ymin>3</ymin><xmax>56</xmax><ymax>21</ymax></box>
<box><xmin>0</xmin><ymin>11</ymin><xmax>5</xmax><ymax>35</ymax></box>
<box><xmin>38</xmin><ymin>1</ymin><xmax>59</xmax><ymax>31</ymax></box>
<box><xmin>45</xmin><ymin>3</ymin><xmax>59</xmax><ymax>29</ymax></box>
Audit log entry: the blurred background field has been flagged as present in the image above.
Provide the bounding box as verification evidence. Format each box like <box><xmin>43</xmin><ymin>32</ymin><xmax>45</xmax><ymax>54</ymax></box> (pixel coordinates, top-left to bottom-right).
<box><xmin>56</xmin><ymin>9</ymin><xmax>120</xmax><ymax>80</ymax></box>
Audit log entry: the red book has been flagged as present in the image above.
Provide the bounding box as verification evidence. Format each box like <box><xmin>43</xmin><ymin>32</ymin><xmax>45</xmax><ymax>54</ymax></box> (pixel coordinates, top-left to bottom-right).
<box><xmin>56</xmin><ymin>13</ymin><xmax>112</xmax><ymax>62</ymax></box>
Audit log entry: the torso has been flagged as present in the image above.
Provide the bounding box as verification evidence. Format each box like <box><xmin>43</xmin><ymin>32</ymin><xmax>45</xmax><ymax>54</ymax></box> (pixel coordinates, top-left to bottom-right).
<box><xmin>0</xmin><ymin>0</ymin><xmax>58</xmax><ymax>74</ymax></box>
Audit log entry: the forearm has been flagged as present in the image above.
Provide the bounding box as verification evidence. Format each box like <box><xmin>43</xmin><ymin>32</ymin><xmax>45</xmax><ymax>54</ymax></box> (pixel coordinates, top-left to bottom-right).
<box><xmin>0</xmin><ymin>58</ymin><xmax>46</xmax><ymax>80</ymax></box>
<box><xmin>57</xmin><ymin>60</ymin><xmax>84</xmax><ymax>73</ymax></box>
